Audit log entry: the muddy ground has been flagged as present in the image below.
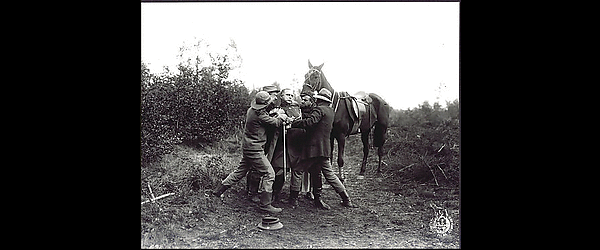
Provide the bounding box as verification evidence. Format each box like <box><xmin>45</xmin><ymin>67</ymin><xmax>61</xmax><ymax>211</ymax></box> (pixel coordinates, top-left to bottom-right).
<box><xmin>141</xmin><ymin>133</ymin><xmax>460</xmax><ymax>248</ymax></box>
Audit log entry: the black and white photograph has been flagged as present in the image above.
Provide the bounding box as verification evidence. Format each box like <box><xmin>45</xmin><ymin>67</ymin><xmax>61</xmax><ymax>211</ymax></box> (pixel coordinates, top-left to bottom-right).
<box><xmin>141</xmin><ymin>1</ymin><xmax>460</xmax><ymax>248</ymax></box>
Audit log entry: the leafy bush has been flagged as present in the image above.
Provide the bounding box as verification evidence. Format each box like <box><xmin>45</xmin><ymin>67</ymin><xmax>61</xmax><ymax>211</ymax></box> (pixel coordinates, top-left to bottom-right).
<box><xmin>141</xmin><ymin>59</ymin><xmax>250</xmax><ymax>166</ymax></box>
<box><xmin>141</xmin><ymin>146</ymin><xmax>235</xmax><ymax>198</ymax></box>
<box><xmin>385</xmin><ymin>100</ymin><xmax>459</xmax><ymax>187</ymax></box>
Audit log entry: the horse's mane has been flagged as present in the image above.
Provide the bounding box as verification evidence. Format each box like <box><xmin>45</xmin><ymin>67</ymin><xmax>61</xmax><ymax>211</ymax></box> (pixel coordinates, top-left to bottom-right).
<box><xmin>319</xmin><ymin>70</ymin><xmax>333</xmax><ymax>93</ymax></box>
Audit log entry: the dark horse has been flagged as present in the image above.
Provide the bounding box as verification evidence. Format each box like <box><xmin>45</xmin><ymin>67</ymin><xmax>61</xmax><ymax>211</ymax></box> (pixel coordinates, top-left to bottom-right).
<box><xmin>301</xmin><ymin>60</ymin><xmax>390</xmax><ymax>181</ymax></box>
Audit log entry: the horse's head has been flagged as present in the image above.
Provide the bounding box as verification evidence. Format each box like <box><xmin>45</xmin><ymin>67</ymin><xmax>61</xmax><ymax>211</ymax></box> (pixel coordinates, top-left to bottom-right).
<box><xmin>305</xmin><ymin>60</ymin><xmax>324</xmax><ymax>90</ymax></box>
<box><xmin>302</xmin><ymin>60</ymin><xmax>332</xmax><ymax>96</ymax></box>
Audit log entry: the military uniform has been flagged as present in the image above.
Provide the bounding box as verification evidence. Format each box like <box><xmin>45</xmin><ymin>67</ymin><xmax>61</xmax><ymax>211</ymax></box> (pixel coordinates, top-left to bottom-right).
<box><xmin>270</xmin><ymin>101</ymin><xmax>302</xmax><ymax>200</ymax></box>
<box><xmin>248</xmin><ymin>100</ymin><xmax>304</xmax><ymax>202</ymax></box>
<box><xmin>212</xmin><ymin>91</ymin><xmax>288</xmax><ymax>213</ymax></box>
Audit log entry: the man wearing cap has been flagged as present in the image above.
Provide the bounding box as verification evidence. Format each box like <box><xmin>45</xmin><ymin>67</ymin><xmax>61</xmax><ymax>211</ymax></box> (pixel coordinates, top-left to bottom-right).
<box><xmin>288</xmin><ymin>88</ymin><xmax>359</xmax><ymax>209</ymax></box>
<box><xmin>263</xmin><ymin>84</ymin><xmax>281</xmax><ymax>107</ymax></box>
<box><xmin>246</xmin><ymin>84</ymin><xmax>286</xmax><ymax>203</ymax></box>
<box><xmin>288</xmin><ymin>88</ymin><xmax>334</xmax><ymax>209</ymax></box>
<box><xmin>212</xmin><ymin>91</ymin><xmax>291</xmax><ymax>213</ymax></box>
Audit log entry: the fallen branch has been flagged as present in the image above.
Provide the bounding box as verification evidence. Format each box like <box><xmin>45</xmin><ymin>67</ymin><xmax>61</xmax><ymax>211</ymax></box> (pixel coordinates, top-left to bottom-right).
<box><xmin>419</xmin><ymin>153</ymin><xmax>439</xmax><ymax>186</ymax></box>
<box><xmin>398</xmin><ymin>163</ymin><xmax>415</xmax><ymax>172</ymax></box>
<box><xmin>428</xmin><ymin>166</ymin><xmax>439</xmax><ymax>186</ymax></box>
<box><xmin>142</xmin><ymin>182</ymin><xmax>175</xmax><ymax>205</ymax></box>
<box><xmin>141</xmin><ymin>192</ymin><xmax>175</xmax><ymax>205</ymax></box>
<box><xmin>148</xmin><ymin>182</ymin><xmax>155</xmax><ymax>200</ymax></box>
<box><xmin>436</xmin><ymin>164</ymin><xmax>449</xmax><ymax>180</ymax></box>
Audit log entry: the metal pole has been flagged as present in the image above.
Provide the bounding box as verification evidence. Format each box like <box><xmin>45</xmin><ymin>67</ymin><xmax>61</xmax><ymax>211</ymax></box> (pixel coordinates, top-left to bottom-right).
<box><xmin>282</xmin><ymin>125</ymin><xmax>287</xmax><ymax>183</ymax></box>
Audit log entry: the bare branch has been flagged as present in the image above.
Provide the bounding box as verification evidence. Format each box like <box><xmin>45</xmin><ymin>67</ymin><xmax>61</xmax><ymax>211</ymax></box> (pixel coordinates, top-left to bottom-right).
<box><xmin>148</xmin><ymin>182</ymin><xmax>155</xmax><ymax>200</ymax></box>
<box><xmin>436</xmin><ymin>164</ymin><xmax>449</xmax><ymax>180</ymax></box>
<box><xmin>420</xmin><ymin>153</ymin><xmax>439</xmax><ymax>186</ymax></box>
<box><xmin>141</xmin><ymin>193</ymin><xmax>175</xmax><ymax>205</ymax></box>
<box><xmin>398</xmin><ymin>163</ymin><xmax>415</xmax><ymax>172</ymax></box>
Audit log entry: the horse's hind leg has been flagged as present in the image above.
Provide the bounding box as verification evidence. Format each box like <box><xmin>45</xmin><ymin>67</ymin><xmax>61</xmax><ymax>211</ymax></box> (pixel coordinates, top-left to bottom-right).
<box><xmin>336</xmin><ymin>135</ymin><xmax>346</xmax><ymax>184</ymax></box>
<box><xmin>377</xmin><ymin>146</ymin><xmax>384</xmax><ymax>173</ymax></box>
<box><xmin>358</xmin><ymin>131</ymin><xmax>369</xmax><ymax>178</ymax></box>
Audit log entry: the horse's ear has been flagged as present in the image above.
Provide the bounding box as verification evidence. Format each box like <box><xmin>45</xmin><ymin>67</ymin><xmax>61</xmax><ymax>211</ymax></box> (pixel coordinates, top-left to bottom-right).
<box><xmin>308</xmin><ymin>59</ymin><xmax>313</xmax><ymax>69</ymax></box>
<box><xmin>317</xmin><ymin>63</ymin><xmax>324</xmax><ymax>70</ymax></box>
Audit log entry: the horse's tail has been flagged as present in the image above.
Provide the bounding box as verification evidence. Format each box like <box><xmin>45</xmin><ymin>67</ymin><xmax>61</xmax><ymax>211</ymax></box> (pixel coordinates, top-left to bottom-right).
<box><xmin>369</xmin><ymin>93</ymin><xmax>390</xmax><ymax>147</ymax></box>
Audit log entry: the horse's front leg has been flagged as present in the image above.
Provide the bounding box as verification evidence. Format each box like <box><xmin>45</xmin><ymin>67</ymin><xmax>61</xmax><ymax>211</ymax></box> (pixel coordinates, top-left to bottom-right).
<box><xmin>358</xmin><ymin>132</ymin><xmax>369</xmax><ymax>178</ymax></box>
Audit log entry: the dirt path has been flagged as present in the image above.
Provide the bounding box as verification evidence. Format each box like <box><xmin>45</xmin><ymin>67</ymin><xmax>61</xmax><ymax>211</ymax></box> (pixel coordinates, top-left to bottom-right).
<box><xmin>141</xmin><ymin>142</ymin><xmax>460</xmax><ymax>248</ymax></box>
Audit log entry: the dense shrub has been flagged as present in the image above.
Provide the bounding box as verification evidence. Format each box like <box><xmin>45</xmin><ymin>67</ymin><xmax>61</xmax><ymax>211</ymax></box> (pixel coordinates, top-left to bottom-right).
<box><xmin>140</xmin><ymin>146</ymin><xmax>235</xmax><ymax>198</ymax></box>
<box><xmin>385</xmin><ymin>100</ymin><xmax>460</xmax><ymax>187</ymax></box>
<box><xmin>141</xmin><ymin>61</ymin><xmax>250</xmax><ymax>166</ymax></box>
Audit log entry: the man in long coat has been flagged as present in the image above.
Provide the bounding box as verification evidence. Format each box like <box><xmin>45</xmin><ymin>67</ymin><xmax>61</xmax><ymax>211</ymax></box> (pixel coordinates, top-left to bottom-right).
<box><xmin>289</xmin><ymin>88</ymin><xmax>359</xmax><ymax>209</ymax></box>
<box><xmin>287</xmin><ymin>88</ymin><xmax>335</xmax><ymax>209</ymax></box>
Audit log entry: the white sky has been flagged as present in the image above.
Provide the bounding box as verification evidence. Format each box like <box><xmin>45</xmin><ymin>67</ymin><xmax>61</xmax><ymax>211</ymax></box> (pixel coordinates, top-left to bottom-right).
<box><xmin>141</xmin><ymin>2</ymin><xmax>459</xmax><ymax>110</ymax></box>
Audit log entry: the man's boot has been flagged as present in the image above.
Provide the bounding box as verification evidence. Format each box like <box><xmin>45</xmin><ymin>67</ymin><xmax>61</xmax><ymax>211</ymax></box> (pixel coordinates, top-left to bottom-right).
<box><xmin>313</xmin><ymin>188</ymin><xmax>331</xmax><ymax>210</ymax></box>
<box><xmin>259</xmin><ymin>192</ymin><xmax>283</xmax><ymax>213</ymax></box>
<box><xmin>247</xmin><ymin>172</ymin><xmax>260</xmax><ymax>203</ymax></box>
<box><xmin>287</xmin><ymin>190</ymin><xmax>299</xmax><ymax>207</ymax></box>
<box><xmin>211</xmin><ymin>183</ymin><xmax>230</xmax><ymax>197</ymax></box>
<box><xmin>339</xmin><ymin>190</ymin><xmax>359</xmax><ymax>208</ymax></box>
<box><xmin>305</xmin><ymin>191</ymin><xmax>314</xmax><ymax>200</ymax></box>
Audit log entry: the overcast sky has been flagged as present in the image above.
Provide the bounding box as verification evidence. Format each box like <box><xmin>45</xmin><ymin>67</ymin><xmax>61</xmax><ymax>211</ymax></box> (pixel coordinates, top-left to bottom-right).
<box><xmin>141</xmin><ymin>2</ymin><xmax>459</xmax><ymax>110</ymax></box>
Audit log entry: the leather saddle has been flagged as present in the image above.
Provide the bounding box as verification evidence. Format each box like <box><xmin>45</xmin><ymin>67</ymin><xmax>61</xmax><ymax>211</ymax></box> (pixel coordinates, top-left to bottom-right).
<box><xmin>336</xmin><ymin>91</ymin><xmax>375</xmax><ymax>135</ymax></box>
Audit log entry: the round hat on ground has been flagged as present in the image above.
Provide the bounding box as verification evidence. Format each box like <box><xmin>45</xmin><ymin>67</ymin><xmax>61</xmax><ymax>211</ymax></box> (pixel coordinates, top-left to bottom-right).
<box><xmin>257</xmin><ymin>216</ymin><xmax>283</xmax><ymax>230</ymax></box>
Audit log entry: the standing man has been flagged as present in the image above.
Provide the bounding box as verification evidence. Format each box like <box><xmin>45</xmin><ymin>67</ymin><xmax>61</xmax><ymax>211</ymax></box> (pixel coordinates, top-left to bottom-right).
<box><xmin>246</xmin><ymin>84</ymin><xmax>281</xmax><ymax>203</ymax></box>
<box><xmin>297</xmin><ymin>92</ymin><xmax>317</xmax><ymax>201</ymax></box>
<box><xmin>279</xmin><ymin>88</ymin><xmax>302</xmax><ymax>118</ymax></box>
<box><xmin>269</xmin><ymin>88</ymin><xmax>302</xmax><ymax>202</ymax></box>
<box><xmin>288</xmin><ymin>88</ymin><xmax>334</xmax><ymax>209</ymax></box>
<box><xmin>289</xmin><ymin>88</ymin><xmax>359</xmax><ymax>209</ymax></box>
<box><xmin>212</xmin><ymin>91</ymin><xmax>291</xmax><ymax>213</ymax></box>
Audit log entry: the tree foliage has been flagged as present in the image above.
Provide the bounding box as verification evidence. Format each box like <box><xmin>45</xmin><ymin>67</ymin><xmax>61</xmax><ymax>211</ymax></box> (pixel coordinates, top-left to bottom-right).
<box><xmin>389</xmin><ymin>99</ymin><xmax>459</xmax><ymax>128</ymax></box>
<box><xmin>141</xmin><ymin>39</ymin><xmax>250</xmax><ymax>166</ymax></box>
